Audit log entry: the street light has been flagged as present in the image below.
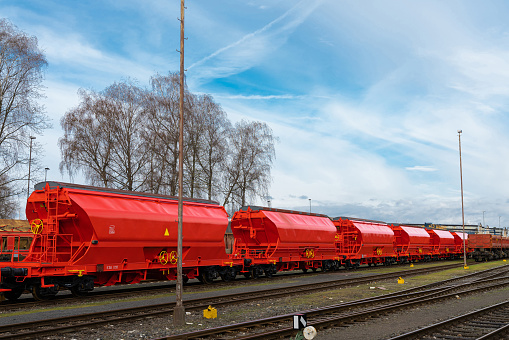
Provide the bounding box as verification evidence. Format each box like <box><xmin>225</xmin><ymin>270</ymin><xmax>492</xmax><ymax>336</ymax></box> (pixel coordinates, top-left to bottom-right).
<box><xmin>457</xmin><ymin>130</ymin><xmax>467</xmax><ymax>269</ymax></box>
<box><xmin>309</xmin><ymin>198</ymin><xmax>311</xmax><ymax>213</ymax></box>
<box><xmin>27</xmin><ymin>136</ymin><xmax>36</xmax><ymax>200</ymax></box>
<box><xmin>44</xmin><ymin>167</ymin><xmax>50</xmax><ymax>182</ymax></box>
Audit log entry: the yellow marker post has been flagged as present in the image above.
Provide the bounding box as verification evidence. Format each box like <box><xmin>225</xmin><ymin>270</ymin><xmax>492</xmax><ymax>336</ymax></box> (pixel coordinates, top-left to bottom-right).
<box><xmin>464</xmin><ymin>265</ymin><xmax>469</xmax><ymax>269</ymax></box>
<box><xmin>203</xmin><ymin>305</ymin><xmax>217</xmax><ymax>319</ymax></box>
<box><xmin>410</xmin><ymin>263</ymin><xmax>414</xmax><ymax>267</ymax></box>
<box><xmin>397</xmin><ymin>277</ymin><xmax>404</xmax><ymax>284</ymax></box>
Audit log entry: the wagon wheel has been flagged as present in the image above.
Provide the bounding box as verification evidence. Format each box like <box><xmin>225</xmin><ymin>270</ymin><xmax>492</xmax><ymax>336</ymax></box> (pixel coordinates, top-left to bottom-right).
<box><xmin>242</xmin><ymin>271</ymin><xmax>252</xmax><ymax>279</ymax></box>
<box><xmin>70</xmin><ymin>285</ymin><xmax>89</xmax><ymax>297</ymax></box>
<box><xmin>32</xmin><ymin>285</ymin><xmax>58</xmax><ymax>301</ymax></box>
<box><xmin>199</xmin><ymin>270</ymin><xmax>214</xmax><ymax>284</ymax></box>
<box><xmin>220</xmin><ymin>268</ymin><xmax>236</xmax><ymax>282</ymax></box>
<box><xmin>4</xmin><ymin>287</ymin><xmax>24</xmax><ymax>301</ymax></box>
<box><xmin>251</xmin><ymin>267</ymin><xmax>260</xmax><ymax>279</ymax></box>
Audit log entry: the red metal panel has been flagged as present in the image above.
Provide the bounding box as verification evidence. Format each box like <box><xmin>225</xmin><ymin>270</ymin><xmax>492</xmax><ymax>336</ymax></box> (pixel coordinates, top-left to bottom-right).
<box><xmin>400</xmin><ymin>226</ymin><xmax>430</xmax><ymax>244</ymax></box>
<box><xmin>467</xmin><ymin>234</ymin><xmax>492</xmax><ymax>248</ymax></box>
<box><xmin>433</xmin><ymin>230</ymin><xmax>455</xmax><ymax>246</ymax></box>
<box><xmin>352</xmin><ymin>221</ymin><xmax>394</xmax><ymax>245</ymax></box>
<box><xmin>262</xmin><ymin>210</ymin><xmax>336</xmax><ymax>244</ymax></box>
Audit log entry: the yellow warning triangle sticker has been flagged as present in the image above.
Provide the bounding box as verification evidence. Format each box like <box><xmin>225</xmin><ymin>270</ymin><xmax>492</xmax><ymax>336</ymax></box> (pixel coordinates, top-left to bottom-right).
<box><xmin>164</xmin><ymin>228</ymin><xmax>169</xmax><ymax>236</ymax></box>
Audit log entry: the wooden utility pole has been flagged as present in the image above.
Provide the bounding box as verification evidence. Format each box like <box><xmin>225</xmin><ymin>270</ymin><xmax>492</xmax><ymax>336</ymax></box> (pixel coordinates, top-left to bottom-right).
<box><xmin>174</xmin><ymin>0</ymin><xmax>186</xmax><ymax>326</ymax></box>
<box><xmin>458</xmin><ymin>130</ymin><xmax>468</xmax><ymax>269</ymax></box>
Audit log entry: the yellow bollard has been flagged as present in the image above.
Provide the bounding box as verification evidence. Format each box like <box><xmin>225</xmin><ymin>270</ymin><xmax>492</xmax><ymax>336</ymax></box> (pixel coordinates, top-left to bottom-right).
<box><xmin>203</xmin><ymin>305</ymin><xmax>217</xmax><ymax>319</ymax></box>
<box><xmin>464</xmin><ymin>265</ymin><xmax>469</xmax><ymax>269</ymax></box>
<box><xmin>410</xmin><ymin>263</ymin><xmax>414</xmax><ymax>267</ymax></box>
<box><xmin>504</xmin><ymin>259</ymin><xmax>506</xmax><ymax>262</ymax></box>
<box><xmin>397</xmin><ymin>277</ymin><xmax>404</xmax><ymax>284</ymax></box>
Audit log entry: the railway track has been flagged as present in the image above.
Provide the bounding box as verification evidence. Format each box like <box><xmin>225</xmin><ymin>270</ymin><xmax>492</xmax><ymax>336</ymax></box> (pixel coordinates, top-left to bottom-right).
<box><xmin>0</xmin><ymin>260</ymin><xmax>468</xmax><ymax>312</ymax></box>
<box><xmin>0</xmin><ymin>262</ymin><xmax>484</xmax><ymax>339</ymax></box>
<box><xmin>388</xmin><ymin>300</ymin><xmax>509</xmax><ymax>339</ymax></box>
<box><xmin>159</xmin><ymin>264</ymin><xmax>509</xmax><ymax>339</ymax></box>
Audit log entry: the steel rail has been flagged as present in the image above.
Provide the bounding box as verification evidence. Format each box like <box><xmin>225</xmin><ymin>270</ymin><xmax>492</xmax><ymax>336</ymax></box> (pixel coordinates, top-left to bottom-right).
<box><xmin>186</xmin><ymin>279</ymin><xmax>509</xmax><ymax>340</ymax></box>
<box><xmin>388</xmin><ymin>300</ymin><xmax>509</xmax><ymax>339</ymax></box>
<box><xmin>0</xmin><ymin>259</ymin><xmax>456</xmax><ymax>310</ymax></box>
<box><xmin>0</xmin><ymin>262</ymin><xmax>483</xmax><ymax>339</ymax></box>
<box><xmin>160</xmin><ymin>267</ymin><xmax>509</xmax><ymax>339</ymax></box>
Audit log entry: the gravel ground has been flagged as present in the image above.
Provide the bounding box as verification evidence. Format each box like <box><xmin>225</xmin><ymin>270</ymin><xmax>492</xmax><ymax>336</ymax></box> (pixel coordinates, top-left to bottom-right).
<box><xmin>5</xmin><ymin>261</ymin><xmax>508</xmax><ymax>340</ymax></box>
<box><xmin>318</xmin><ymin>286</ymin><xmax>509</xmax><ymax>339</ymax></box>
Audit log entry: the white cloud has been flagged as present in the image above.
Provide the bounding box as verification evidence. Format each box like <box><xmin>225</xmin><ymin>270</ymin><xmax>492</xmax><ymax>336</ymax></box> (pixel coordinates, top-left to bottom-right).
<box><xmin>405</xmin><ymin>166</ymin><xmax>438</xmax><ymax>172</ymax></box>
<box><xmin>187</xmin><ymin>0</ymin><xmax>323</xmax><ymax>84</ymax></box>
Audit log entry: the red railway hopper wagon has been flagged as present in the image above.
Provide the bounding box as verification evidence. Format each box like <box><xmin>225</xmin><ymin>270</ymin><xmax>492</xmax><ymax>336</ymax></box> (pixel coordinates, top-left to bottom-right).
<box><xmin>0</xmin><ymin>182</ymin><xmax>232</xmax><ymax>300</ymax></box>
<box><xmin>426</xmin><ymin>229</ymin><xmax>456</xmax><ymax>259</ymax></box>
<box><xmin>469</xmin><ymin>234</ymin><xmax>509</xmax><ymax>261</ymax></box>
<box><xmin>392</xmin><ymin>225</ymin><xmax>432</xmax><ymax>262</ymax></box>
<box><xmin>230</xmin><ymin>206</ymin><xmax>338</xmax><ymax>278</ymax></box>
<box><xmin>332</xmin><ymin>218</ymin><xmax>396</xmax><ymax>268</ymax></box>
<box><xmin>452</xmin><ymin>232</ymin><xmax>469</xmax><ymax>256</ymax></box>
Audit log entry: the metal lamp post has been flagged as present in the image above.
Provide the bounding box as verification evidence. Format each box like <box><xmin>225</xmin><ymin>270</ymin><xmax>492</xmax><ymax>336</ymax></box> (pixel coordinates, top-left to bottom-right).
<box><xmin>457</xmin><ymin>130</ymin><xmax>467</xmax><ymax>269</ymax></box>
<box><xmin>27</xmin><ymin>136</ymin><xmax>36</xmax><ymax>200</ymax></box>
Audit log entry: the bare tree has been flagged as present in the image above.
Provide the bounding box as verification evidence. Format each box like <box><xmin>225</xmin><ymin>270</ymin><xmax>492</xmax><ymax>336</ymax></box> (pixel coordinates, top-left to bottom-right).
<box><xmin>60</xmin><ymin>80</ymin><xmax>150</xmax><ymax>191</ymax></box>
<box><xmin>103</xmin><ymin>81</ymin><xmax>150</xmax><ymax>191</ymax></box>
<box><xmin>144</xmin><ymin>73</ymin><xmax>183</xmax><ymax>195</ymax></box>
<box><xmin>222</xmin><ymin>120</ymin><xmax>277</xmax><ymax>207</ymax></box>
<box><xmin>195</xmin><ymin>95</ymin><xmax>230</xmax><ymax>200</ymax></box>
<box><xmin>0</xmin><ymin>19</ymin><xmax>49</xmax><ymax>217</ymax></box>
<box><xmin>59</xmin><ymin>72</ymin><xmax>278</xmax><ymax>208</ymax></box>
<box><xmin>183</xmin><ymin>93</ymin><xmax>206</xmax><ymax>198</ymax></box>
<box><xmin>59</xmin><ymin>89</ymin><xmax>115</xmax><ymax>187</ymax></box>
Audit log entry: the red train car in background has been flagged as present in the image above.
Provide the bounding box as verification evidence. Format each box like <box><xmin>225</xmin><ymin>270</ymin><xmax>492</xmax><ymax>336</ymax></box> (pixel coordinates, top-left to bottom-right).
<box><xmin>427</xmin><ymin>229</ymin><xmax>456</xmax><ymax>259</ymax></box>
<box><xmin>392</xmin><ymin>225</ymin><xmax>432</xmax><ymax>262</ymax></box>
<box><xmin>230</xmin><ymin>206</ymin><xmax>338</xmax><ymax>276</ymax></box>
<box><xmin>452</xmin><ymin>232</ymin><xmax>469</xmax><ymax>255</ymax></box>
<box><xmin>332</xmin><ymin>218</ymin><xmax>395</xmax><ymax>268</ymax></box>
<box><xmin>469</xmin><ymin>234</ymin><xmax>509</xmax><ymax>261</ymax></box>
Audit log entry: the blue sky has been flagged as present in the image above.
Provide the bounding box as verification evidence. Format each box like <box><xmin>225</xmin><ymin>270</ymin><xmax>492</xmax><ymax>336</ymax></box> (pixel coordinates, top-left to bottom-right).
<box><xmin>2</xmin><ymin>0</ymin><xmax>508</xmax><ymax>227</ymax></box>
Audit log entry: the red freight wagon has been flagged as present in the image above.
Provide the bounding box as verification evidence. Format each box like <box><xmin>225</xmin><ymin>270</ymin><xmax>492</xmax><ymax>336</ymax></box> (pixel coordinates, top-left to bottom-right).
<box><xmin>452</xmin><ymin>232</ymin><xmax>469</xmax><ymax>255</ymax></box>
<box><xmin>427</xmin><ymin>229</ymin><xmax>455</xmax><ymax>258</ymax></box>
<box><xmin>468</xmin><ymin>234</ymin><xmax>493</xmax><ymax>249</ymax></box>
<box><xmin>392</xmin><ymin>225</ymin><xmax>432</xmax><ymax>262</ymax></box>
<box><xmin>333</xmin><ymin>218</ymin><xmax>395</xmax><ymax>268</ymax></box>
<box><xmin>1</xmin><ymin>182</ymin><xmax>232</xmax><ymax>300</ymax></box>
<box><xmin>469</xmin><ymin>233</ymin><xmax>509</xmax><ymax>261</ymax></box>
<box><xmin>230</xmin><ymin>206</ymin><xmax>338</xmax><ymax>276</ymax></box>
